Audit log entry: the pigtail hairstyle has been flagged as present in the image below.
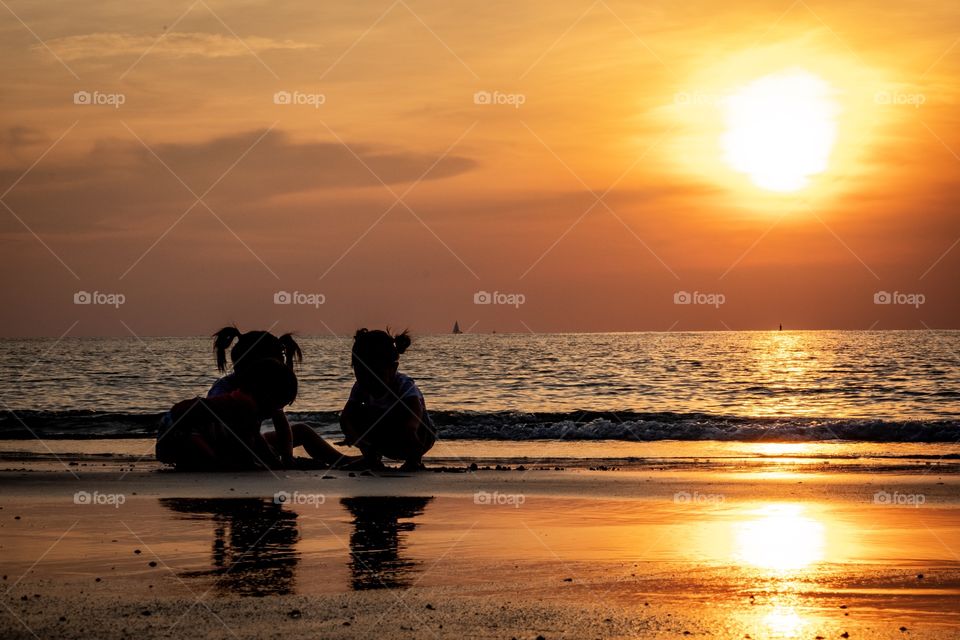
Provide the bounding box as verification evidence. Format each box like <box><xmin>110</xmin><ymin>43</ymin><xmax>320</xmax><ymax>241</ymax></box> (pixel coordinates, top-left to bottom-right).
<box><xmin>278</xmin><ymin>333</ymin><xmax>303</xmax><ymax>369</ymax></box>
<box><xmin>213</xmin><ymin>327</ymin><xmax>302</xmax><ymax>373</ymax></box>
<box><xmin>213</xmin><ymin>326</ymin><xmax>242</xmax><ymax>373</ymax></box>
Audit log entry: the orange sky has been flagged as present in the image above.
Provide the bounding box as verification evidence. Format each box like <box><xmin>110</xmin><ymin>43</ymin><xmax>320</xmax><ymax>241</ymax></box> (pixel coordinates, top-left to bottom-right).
<box><xmin>0</xmin><ymin>0</ymin><xmax>957</xmax><ymax>336</ymax></box>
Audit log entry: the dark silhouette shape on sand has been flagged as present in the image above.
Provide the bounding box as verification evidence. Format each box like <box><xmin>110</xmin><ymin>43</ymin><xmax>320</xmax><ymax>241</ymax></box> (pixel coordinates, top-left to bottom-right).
<box><xmin>161</xmin><ymin>497</ymin><xmax>300</xmax><ymax>597</ymax></box>
<box><xmin>341</xmin><ymin>496</ymin><xmax>433</xmax><ymax>590</ymax></box>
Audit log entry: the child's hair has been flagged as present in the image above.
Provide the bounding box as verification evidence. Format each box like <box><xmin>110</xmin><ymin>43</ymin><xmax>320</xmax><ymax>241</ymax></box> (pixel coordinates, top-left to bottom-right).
<box><xmin>236</xmin><ymin>358</ymin><xmax>298</xmax><ymax>409</ymax></box>
<box><xmin>213</xmin><ymin>326</ymin><xmax>302</xmax><ymax>373</ymax></box>
<box><xmin>351</xmin><ymin>328</ymin><xmax>411</xmax><ymax>370</ymax></box>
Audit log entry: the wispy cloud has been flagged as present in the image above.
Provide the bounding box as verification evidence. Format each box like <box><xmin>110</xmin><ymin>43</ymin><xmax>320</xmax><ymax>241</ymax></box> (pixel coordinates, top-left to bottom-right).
<box><xmin>0</xmin><ymin>128</ymin><xmax>477</xmax><ymax>233</ymax></box>
<box><xmin>37</xmin><ymin>32</ymin><xmax>319</xmax><ymax>61</ymax></box>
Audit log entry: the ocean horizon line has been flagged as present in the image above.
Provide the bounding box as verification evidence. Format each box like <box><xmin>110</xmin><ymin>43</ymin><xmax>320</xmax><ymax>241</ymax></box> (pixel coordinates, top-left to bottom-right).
<box><xmin>3</xmin><ymin>327</ymin><xmax>959</xmax><ymax>340</ymax></box>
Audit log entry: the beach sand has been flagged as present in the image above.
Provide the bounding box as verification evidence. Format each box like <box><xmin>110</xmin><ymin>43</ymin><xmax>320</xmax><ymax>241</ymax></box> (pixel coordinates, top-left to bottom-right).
<box><xmin>1</xmin><ymin>456</ymin><xmax>959</xmax><ymax>639</ymax></box>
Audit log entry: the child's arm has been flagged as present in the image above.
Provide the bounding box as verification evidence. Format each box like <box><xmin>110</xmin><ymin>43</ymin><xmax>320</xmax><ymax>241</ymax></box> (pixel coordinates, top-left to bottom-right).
<box><xmin>339</xmin><ymin>400</ymin><xmax>361</xmax><ymax>446</ymax></box>
<box><xmin>213</xmin><ymin>395</ymin><xmax>281</xmax><ymax>470</ymax></box>
<box><xmin>271</xmin><ymin>410</ymin><xmax>295</xmax><ymax>466</ymax></box>
<box><xmin>250</xmin><ymin>432</ymin><xmax>282</xmax><ymax>469</ymax></box>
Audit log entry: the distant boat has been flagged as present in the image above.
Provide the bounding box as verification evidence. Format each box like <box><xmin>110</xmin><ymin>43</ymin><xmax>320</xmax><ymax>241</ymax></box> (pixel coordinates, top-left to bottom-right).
<box><xmin>452</xmin><ymin>321</ymin><xmax>462</xmax><ymax>334</ymax></box>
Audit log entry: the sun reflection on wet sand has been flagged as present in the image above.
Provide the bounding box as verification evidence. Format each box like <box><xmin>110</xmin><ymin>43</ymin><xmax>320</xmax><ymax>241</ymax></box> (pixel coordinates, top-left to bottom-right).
<box><xmin>726</xmin><ymin>505</ymin><xmax>832</xmax><ymax>638</ymax></box>
<box><xmin>734</xmin><ymin>503</ymin><xmax>826</xmax><ymax>571</ymax></box>
<box><xmin>762</xmin><ymin>602</ymin><xmax>808</xmax><ymax>638</ymax></box>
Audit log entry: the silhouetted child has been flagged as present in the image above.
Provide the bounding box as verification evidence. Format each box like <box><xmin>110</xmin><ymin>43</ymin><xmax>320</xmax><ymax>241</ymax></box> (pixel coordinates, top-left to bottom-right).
<box><xmin>340</xmin><ymin>329</ymin><xmax>436</xmax><ymax>471</ymax></box>
<box><xmin>208</xmin><ymin>327</ymin><xmax>348</xmax><ymax>467</ymax></box>
<box><xmin>157</xmin><ymin>358</ymin><xmax>298</xmax><ymax>470</ymax></box>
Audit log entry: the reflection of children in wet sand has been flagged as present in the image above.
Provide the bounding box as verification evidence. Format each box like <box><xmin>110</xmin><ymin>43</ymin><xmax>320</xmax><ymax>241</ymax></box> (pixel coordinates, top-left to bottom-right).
<box><xmin>341</xmin><ymin>496</ymin><xmax>433</xmax><ymax>590</ymax></box>
<box><xmin>161</xmin><ymin>498</ymin><xmax>299</xmax><ymax>597</ymax></box>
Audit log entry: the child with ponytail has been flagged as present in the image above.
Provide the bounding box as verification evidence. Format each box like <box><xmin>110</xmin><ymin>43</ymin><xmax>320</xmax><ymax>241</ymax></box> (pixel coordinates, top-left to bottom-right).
<box><xmin>339</xmin><ymin>329</ymin><xmax>435</xmax><ymax>471</ymax></box>
<box><xmin>210</xmin><ymin>327</ymin><xmax>350</xmax><ymax>468</ymax></box>
<box><xmin>157</xmin><ymin>358</ymin><xmax>297</xmax><ymax>471</ymax></box>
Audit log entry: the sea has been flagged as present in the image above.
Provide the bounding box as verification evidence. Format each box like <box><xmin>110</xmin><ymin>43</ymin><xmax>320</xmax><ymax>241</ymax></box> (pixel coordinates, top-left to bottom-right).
<box><xmin>1</xmin><ymin>330</ymin><xmax>958</xmax><ymax>444</ymax></box>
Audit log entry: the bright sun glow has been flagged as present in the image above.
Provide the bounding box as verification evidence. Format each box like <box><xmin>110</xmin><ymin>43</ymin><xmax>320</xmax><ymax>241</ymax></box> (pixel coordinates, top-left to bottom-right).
<box><xmin>721</xmin><ymin>69</ymin><xmax>839</xmax><ymax>192</ymax></box>
<box><xmin>735</xmin><ymin>503</ymin><xmax>825</xmax><ymax>571</ymax></box>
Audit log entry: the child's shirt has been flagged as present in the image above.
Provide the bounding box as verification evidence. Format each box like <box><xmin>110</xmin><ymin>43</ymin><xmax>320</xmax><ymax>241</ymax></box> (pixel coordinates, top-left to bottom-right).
<box><xmin>348</xmin><ymin>373</ymin><xmax>429</xmax><ymax>417</ymax></box>
<box><xmin>208</xmin><ymin>372</ymin><xmax>286</xmax><ymax>430</ymax></box>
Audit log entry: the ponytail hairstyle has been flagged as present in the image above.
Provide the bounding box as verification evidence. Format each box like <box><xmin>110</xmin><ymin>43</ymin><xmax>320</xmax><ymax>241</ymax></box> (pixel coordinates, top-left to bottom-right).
<box><xmin>212</xmin><ymin>326</ymin><xmax>303</xmax><ymax>373</ymax></box>
<box><xmin>351</xmin><ymin>328</ymin><xmax>410</xmax><ymax>371</ymax></box>
<box><xmin>213</xmin><ymin>326</ymin><xmax>242</xmax><ymax>372</ymax></box>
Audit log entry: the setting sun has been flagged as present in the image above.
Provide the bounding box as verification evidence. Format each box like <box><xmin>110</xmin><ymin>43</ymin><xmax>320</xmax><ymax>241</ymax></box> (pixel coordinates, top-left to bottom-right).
<box><xmin>721</xmin><ymin>70</ymin><xmax>839</xmax><ymax>192</ymax></box>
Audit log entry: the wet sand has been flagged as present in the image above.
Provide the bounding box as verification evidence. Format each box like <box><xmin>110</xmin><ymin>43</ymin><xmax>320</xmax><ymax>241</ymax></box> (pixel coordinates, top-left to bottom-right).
<box><xmin>1</xmin><ymin>462</ymin><xmax>959</xmax><ymax>639</ymax></box>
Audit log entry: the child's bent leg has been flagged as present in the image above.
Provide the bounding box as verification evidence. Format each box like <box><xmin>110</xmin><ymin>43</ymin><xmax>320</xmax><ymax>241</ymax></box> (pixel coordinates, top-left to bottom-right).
<box><xmin>289</xmin><ymin>423</ymin><xmax>348</xmax><ymax>464</ymax></box>
<box><xmin>265</xmin><ymin>423</ymin><xmax>361</xmax><ymax>466</ymax></box>
<box><xmin>399</xmin><ymin>428</ymin><xmax>434</xmax><ymax>471</ymax></box>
